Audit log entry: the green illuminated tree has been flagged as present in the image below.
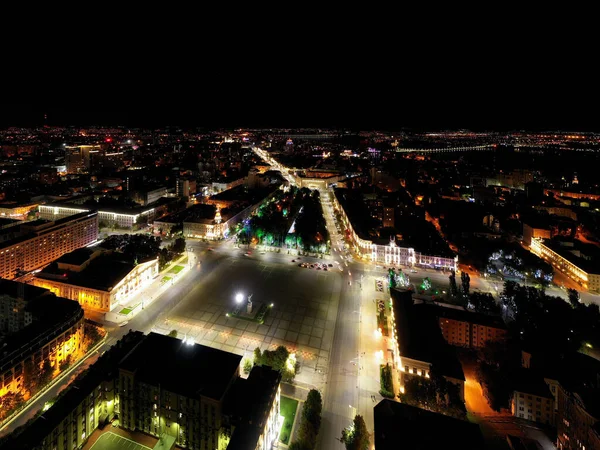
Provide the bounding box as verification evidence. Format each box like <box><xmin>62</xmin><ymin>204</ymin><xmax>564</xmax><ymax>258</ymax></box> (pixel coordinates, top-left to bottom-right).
<box><xmin>340</xmin><ymin>415</ymin><xmax>370</xmax><ymax>450</ymax></box>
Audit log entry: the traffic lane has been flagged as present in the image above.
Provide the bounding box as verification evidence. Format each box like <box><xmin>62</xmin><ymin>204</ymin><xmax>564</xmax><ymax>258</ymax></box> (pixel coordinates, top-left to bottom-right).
<box><xmin>320</xmin><ymin>260</ymin><xmax>361</xmax><ymax>449</ymax></box>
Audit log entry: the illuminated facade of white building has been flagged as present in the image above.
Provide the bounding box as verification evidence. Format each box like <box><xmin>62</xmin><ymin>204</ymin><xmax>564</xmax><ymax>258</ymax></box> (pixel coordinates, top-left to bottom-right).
<box><xmin>530</xmin><ymin>238</ymin><xmax>600</xmax><ymax>293</ymax></box>
<box><xmin>39</xmin><ymin>204</ymin><xmax>155</xmax><ymax>229</ymax></box>
<box><xmin>333</xmin><ymin>192</ymin><xmax>457</xmax><ymax>271</ymax></box>
<box><xmin>33</xmin><ymin>248</ymin><xmax>159</xmax><ymax>313</ymax></box>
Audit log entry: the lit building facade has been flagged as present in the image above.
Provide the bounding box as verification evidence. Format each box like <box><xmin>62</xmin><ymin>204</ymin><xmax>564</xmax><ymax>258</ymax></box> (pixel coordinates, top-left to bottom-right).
<box><xmin>437</xmin><ymin>309</ymin><xmax>507</xmax><ymax>349</ymax></box>
<box><xmin>333</xmin><ymin>191</ymin><xmax>457</xmax><ymax>271</ymax></box>
<box><xmin>2</xmin><ymin>332</ymin><xmax>282</xmax><ymax>450</ymax></box>
<box><xmin>390</xmin><ymin>290</ymin><xmax>465</xmax><ymax>401</ymax></box>
<box><xmin>556</xmin><ymin>385</ymin><xmax>600</xmax><ymax>450</ymax></box>
<box><xmin>3</xmin><ymin>331</ymin><xmax>145</xmax><ymax>450</ymax></box>
<box><xmin>39</xmin><ymin>204</ymin><xmax>154</xmax><ymax>229</ymax></box>
<box><xmin>511</xmin><ymin>388</ymin><xmax>554</xmax><ymax>425</ymax></box>
<box><xmin>33</xmin><ymin>249</ymin><xmax>159</xmax><ymax>313</ymax></box>
<box><xmin>0</xmin><ymin>212</ymin><xmax>98</xmax><ymax>280</ymax></box>
<box><xmin>530</xmin><ymin>238</ymin><xmax>600</xmax><ymax>293</ymax></box>
<box><xmin>0</xmin><ymin>286</ymin><xmax>85</xmax><ymax>401</ymax></box>
<box><xmin>0</xmin><ymin>202</ymin><xmax>38</xmax><ymax>220</ymax></box>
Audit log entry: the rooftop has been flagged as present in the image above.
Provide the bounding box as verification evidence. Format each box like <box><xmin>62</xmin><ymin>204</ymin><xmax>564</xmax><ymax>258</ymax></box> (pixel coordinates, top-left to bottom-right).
<box><xmin>1</xmin><ymin>293</ymin><xmax>83</xmax><ymax>373</ymax></box>
<box><xmin>53</xmin><ymin>247</ymin><xmax>97</xmax><ymax>266</ymax></box>
<box><xmin>543</xmin><ymin>238</ymin><xmax>600</xmax><ymax>274</ymax></box>
<box><xmin>436</xmin><ymin>306</ymin><xmax>506</xmax><ymax>329</ymax></box>
<box><xmin>225</xmin><ymin>365</ymin><xmax>281</xmax><ymax>450</ymax></box>
<box><xmin>391</xmin><ymin>289</ymin><xmax>464</xmax><ymax>381</ymax></box>
<box><xmin>210</xmin><ymin>184</ymin><xmax>280</xmax><ymax>204</ymax></box>
<box><xmin>513</xmin><ymin>368</ymin><xmax>553</xmax><ymax>399</ymax></box>
<box><xmin>374</xmin><ymin>399</ymin><xmax>484</xmax><ymax>450</ymax></box>
<box><xmin>119</xmin><ymin>332</ymin><xmax>242</xmax><ymax>400</ymax></box>
<box><xmin>36</xmin><ymin>250</ymin><xmax>139</xmax><ymax>292</ymax></box>
<box><xmin>0</xmin><ymin>211</ymin><xmax>97</xmax><ymax>251</ymax></box>
<box><xmin>0</xmin><ymin>278</ymin><xmax>52</xmax><ymax>301</ymax></box>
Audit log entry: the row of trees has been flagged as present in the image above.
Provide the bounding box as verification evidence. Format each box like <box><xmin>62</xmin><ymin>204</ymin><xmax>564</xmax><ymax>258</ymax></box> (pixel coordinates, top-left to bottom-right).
<box><xmin>0</xmin><ymin>323</ymin><xmax>105</xmax><ymax>422</ymax></box>
<box><xmin>289</xmin><ymin>389</ymin><xmax>322</xmax><ymax>450</ymax></box>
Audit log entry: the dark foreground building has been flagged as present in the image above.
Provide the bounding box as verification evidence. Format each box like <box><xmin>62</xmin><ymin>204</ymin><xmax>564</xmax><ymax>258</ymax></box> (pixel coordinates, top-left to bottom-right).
<box><xmin>1</xmin><ymin>332</ymin><xmax>281</xmax><ymax>450</ymax></box>
<box><xmin>374</xmin><ymin>399</ymin><xmax>484</xmax><ymax>449</ymax></box>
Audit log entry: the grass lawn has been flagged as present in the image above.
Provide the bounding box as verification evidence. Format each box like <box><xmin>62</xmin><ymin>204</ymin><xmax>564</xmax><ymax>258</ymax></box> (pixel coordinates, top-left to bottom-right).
<box><xmin>119</xmin><ymin>308</ymin><xmax>132</xmax><ymax>315</ymax></box>
<box><xmin>169</xmin><ymin>265</ymin><xmax>185</xmax><ymax>274</ymax></box>
<box><xmin>161</xmin><ymin>276</ymin><xmax>172</xmax><ymax>283</ymax></box>
<box><xmin>279</xmin><ymin>396</ymin><xmax>299</xmax><ymax>445</ymax></box>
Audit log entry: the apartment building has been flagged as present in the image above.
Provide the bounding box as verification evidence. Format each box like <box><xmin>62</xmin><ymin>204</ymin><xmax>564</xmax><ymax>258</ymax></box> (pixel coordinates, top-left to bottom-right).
<box><xmin>511</xmin><ymin>369</ymin><xmax>555</xmax><ymax>425</ymax></box>
<box><xmin>391</xmin><ymin>290</ymin><xmax>465</xmax><ymax>401</ymax></box>
<box><xmin>1</xmin><ymin>332</ymin><xmax>282</xmax><ymax>450</ymax></box>
<box><xmin>3</xmin><ymin>330</ymin><xmax>146</xmax><ymax>450</ymax></box>
<box><xmin>118</xmin><ymin>333</ymin><xmax>240</xmax><ymax>449</ymax></box>
<box><xmin>437</xmin><ymin>307</ymin><xmax>507</xmax><ymax>349</ymax></box>
<box><xmin>0</xmin><ymin>282</ymin><xmax>84</xmax><ymax>400</ymax></box>
<box><xmin>0</xmin><ymin>211</ymin><xmax>98</xmax><ymax>280</ymax></box>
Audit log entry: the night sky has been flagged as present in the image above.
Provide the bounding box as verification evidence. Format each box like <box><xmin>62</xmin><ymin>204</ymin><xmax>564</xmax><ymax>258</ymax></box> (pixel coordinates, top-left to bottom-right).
<box><xmin>2</xmin><ymin>58</ymin><xmax>598</xmax><ymax>131</ymax></box>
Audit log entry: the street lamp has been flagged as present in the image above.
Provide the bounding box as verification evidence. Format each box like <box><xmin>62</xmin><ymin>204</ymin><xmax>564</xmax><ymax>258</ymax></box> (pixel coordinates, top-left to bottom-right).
<box><xmin>235</xmin><ymin>293</ymin><xmax>244</xmax><ymax>304</ymax></box>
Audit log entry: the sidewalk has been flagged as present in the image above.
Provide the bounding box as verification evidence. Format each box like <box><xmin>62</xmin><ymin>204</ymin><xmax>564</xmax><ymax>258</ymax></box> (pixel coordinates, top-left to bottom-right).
<box><xmin>356</xmin><ymin>273</ymin><xmax>392</xmax><ymax>434</ymax></box>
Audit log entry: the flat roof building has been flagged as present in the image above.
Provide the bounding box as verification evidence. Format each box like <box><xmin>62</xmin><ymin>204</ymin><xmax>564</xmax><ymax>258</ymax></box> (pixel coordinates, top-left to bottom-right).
<box><xmin>390</xmin><ymin>289</ymin><xmax>465</xmax><ymax>399</ymax></box>
<box><xmin>0</xmin><ymin>211</ymin><xmax>98</xmax><ymax>280</ymax></box>
<box><xmin>373</xmin><ymin>399</ymin><xmax>484</xmax><ymax>450</ymax></box>
<box><xmin>32</xmin><ymin>247</ymin><xmax>158</xmax><ymax>313</ymax></box>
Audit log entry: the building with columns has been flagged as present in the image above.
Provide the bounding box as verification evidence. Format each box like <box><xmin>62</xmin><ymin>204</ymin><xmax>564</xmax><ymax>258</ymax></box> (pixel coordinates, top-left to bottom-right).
<box><xmin>32</xmin><ymin>248</ymin><xmax>158</xmax><ymax>314</ymax></box>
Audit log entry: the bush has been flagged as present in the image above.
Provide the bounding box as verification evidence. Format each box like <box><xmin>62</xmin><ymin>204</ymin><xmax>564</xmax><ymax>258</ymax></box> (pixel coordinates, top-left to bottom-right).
<box><xmin>379</xmin><ymin>389</ymin><xmax>394</xmax><ymax>399</ymax></box>
<box><xmin>243</xmin><ymin>359</ymin><xmax>253</xmax><ymax>374</ymax></box>
<box><xmin>380</xmin><ymin>363</ymin><xmax>394</xmax><ymax>397</ymax></box>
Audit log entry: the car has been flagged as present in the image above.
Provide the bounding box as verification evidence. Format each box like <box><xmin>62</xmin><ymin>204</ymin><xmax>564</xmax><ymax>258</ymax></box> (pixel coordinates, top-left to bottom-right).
<box><xmin>316</xmin><ymin>266</ymin><xmax>321</xmax><ymax>270</ymax></box>
<box><xmin>298</xmin><ymin>263</ymin><xmax>303</xmax><ymax>267</ymax></box>
<box><xmin>324</xmin><ymin>267</ymin><xmax>328</xmax><ymax>271</ymax></box>
<box><xmin>208</xmin><ymin>248</ymin><xmax>213</xmax><ymax>251</ymax></box>
<box><xmin>292</xmin><ymin>259</ymin><xmax>296</xmax><ymax>262</ymax></box>
<box><xmin>328</xmin><ymin>263</ymin><xmax>333</xmax><ymax>267</ymax></box>
<box><xmin>410</xmin><ymin>269</ymin><xmax>417</xmax><ymax>273</ymax></box>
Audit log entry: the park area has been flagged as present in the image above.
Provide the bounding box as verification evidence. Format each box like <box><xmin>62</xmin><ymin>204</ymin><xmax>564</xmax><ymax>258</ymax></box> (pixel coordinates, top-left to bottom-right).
<box><xmin>168</xmin><ymin>265</ymin><xmax>185</xmax><ymax>274</ymax></box>
<box><xmin>279</xmin><ymin>396</ymin><xmax>299</xmax><ymax>445</ymax></box>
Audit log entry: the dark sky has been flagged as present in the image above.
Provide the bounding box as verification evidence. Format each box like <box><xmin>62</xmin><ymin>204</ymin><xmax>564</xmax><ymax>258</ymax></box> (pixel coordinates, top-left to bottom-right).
<box><xmin>3</xmin><ymin>43</ymin><xmax>598</xmax><ymax>131</ymax></box>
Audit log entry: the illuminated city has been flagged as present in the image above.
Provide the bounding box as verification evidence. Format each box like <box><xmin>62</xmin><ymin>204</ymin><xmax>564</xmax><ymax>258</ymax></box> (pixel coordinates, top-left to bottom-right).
<box><xmin>0</xmin><ymin>97</ymin><xmax>600</xmax><ymax>450</ymax></box>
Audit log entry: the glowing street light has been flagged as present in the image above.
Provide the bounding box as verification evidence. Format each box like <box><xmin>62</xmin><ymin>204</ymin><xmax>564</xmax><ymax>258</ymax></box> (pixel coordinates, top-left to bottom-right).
<box><xmin>235</xmin><ymin>293</ymin><xmax>244</xmax><ymax>304</ymax></box>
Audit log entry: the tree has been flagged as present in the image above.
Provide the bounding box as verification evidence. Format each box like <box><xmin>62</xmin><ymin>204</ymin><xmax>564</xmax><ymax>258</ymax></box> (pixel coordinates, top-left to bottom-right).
<box><xmin>253</xmin><ymin>347</ymin><xmax>262</xmax><ymax>365</ymax></box>
<box><xmin>448</xmin><ymin>273</ymin><xmax>458</xmax><ymax>296</ymax></box>
<box><xmin>469</xmin><ymin>292</ymin><xmax>500</xmax><ymax>314</ymax></box>
<box><xmin>38</xmin><ymin>360</ymin><xmax>54</xmax><ymax>387</ymax></box>
<box><xmin>172</xmin><ymin>237</ymin><xmax>186</xmax><ymax>254</ymax></box>
<box><xmin>23</xmin><ymin>358</ymin><xmax>37</xmax><ymax>395</ymax></box>
<box><xmin>340</xmin><ymin>415</ymin><xmax>370</xmax><ymax>450</ymax></box>
<box><xmin>568</xmin><ymin>288</ymin><xmax>580</xmax><ymax>308</ymax></box>
<box><xmin>167</xmin><ymin>329</ymin><xmax>178</xmax><ymax>338</ymax></box>
<box><xmin>59</xmin><ymin>355</ymin><xmax>72</xmax><ymax>373</ymax></box>
<box><xmin>303</xmin><ymin>390</ymin><xmax>322</xmax><ymax>433</ymax></box>
<box><xmin>292</xmin><ymin>389</ymin><xmax>322</xmax><ymax>450</ymax></box>
<box><xmin>461</xmin><ymin>272</ymin><xmax>470</xmax><ymax>295</ymax></box>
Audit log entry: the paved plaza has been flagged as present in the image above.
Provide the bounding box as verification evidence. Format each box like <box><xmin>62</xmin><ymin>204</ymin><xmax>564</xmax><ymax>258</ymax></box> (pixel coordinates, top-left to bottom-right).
<box><xmin>153</xmin><ymin>255</ymin><xmax>342</xmax><ymax>380</ymax></box>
